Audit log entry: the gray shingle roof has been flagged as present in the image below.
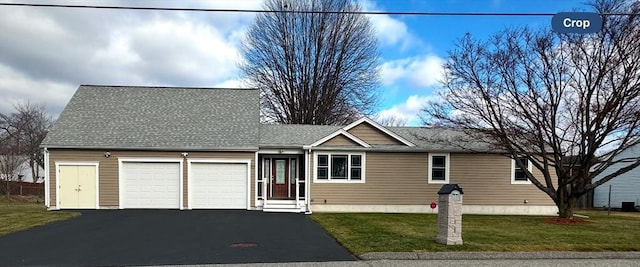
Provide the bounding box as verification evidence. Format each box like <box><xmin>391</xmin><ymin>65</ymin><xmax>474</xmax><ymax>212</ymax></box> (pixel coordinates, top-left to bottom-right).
<box><xmin>44</xmin><ymin>85</ymin><xmax>495</xmax><ymax>153</ymax></box>
<box><xmin>258</xmin><ymin>124</ymin><xmax>496</xmax><ymax>152</ymax></box>
<box><xmin>259</xmin><ymin>124</ymin><xmax>340</xmax><ymax>147</ymax></box>
<box><xmin>42</xmin><ymin>85</ymin><xmax>259</xmax><ymax>150</ymax></box>
<box><xmin>389</xmin><ymin>127</ymin><xmax>496</xmax><ymax>152</ymax></box>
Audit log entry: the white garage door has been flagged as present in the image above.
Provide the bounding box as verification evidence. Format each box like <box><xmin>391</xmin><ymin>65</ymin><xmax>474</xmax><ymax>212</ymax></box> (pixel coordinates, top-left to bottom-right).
<box><xmin>122</xmin><ymin>162</ymin><xmax>181</xmax><ymax>209</ymax></box>
<box><xmin>190</xmin><ymin>162</ymin><xmax>248</xmax><ymax>209</ymax></box>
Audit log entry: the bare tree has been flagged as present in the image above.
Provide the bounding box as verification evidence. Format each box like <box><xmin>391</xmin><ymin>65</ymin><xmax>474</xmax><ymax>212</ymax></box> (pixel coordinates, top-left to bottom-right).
<box><xmin>374</xmin><ymin>115</ymin><xmax>408</xmax><ymax>127</ymax></box>
<box><xmin>16</xmin><ymin>103</ymin><xmax>52</xmax><ymax>183</ymax></box>
<box><xmin>0</xmin><ymin>153</ymin><xmax>26</xmax><ymax>198</ymax></box>
<box><xmin>241</xmin><ymin>0</ymin><xmax>380</xmax><ymax>125</ymax></box>
<box><xmin>0</xmin><ymin>119</ymin><xmax>26</xmax><ymax>198</ymax></box>
<box><xmin>0</xmin><ymin>102</ymin><xmax>52</xmax><ymax>191</ymax></box>
<box><xmin>422</xmin><ymin>0</ymin><xmax>640</xmax><ymax>218</ymax></box>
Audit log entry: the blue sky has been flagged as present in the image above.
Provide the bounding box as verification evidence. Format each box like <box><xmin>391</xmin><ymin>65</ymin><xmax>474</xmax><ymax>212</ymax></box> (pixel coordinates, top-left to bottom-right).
<box><xmin>369</xmin><ymin>0</ymin><xmax>590</xmax><ymax>124</ymax></box>
<box><xmin>0</xmin><ymin>0</ymin><xmax>596</xmax><ymax>125</ymax></box>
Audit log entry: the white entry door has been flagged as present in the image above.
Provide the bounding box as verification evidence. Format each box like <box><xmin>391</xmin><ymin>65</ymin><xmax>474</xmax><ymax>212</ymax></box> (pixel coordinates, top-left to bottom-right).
<box><xmin>121</xmin><ymin>162</ymin><xmax>181</xmax><ymax>209</ymax></box>
<box><xmin>190</xmin><ymin>162</ymin><xmax>248</xmax><ymax>209</ymax></box>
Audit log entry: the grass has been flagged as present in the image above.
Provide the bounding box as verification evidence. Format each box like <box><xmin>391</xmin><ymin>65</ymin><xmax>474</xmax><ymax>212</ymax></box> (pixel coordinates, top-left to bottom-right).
<box><xmin>310</xmin><ymin>210</ymin><xmax>640</xmax><ymax>255</ymax></box>
<box><xmin>0</xmin><ymin>196</ymin><xmax>80</xmax><ymax>237</ymax></box>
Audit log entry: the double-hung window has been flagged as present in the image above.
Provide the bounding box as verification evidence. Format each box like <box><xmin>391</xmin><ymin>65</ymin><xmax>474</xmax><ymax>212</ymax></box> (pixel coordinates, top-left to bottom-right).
<box><xmin>315</xmin><ymin>153</ymin><xmax>364</xmax><ymax>182</ymax></box>
<box><xmin>511</xmin><ymin>156</ymin><xmax>532</xmax><ymax>184</ymax></box>
<box><xmin>428</xmin><ymin>153</ymin><xmax>450</xmax><ymax>184</ymax></box>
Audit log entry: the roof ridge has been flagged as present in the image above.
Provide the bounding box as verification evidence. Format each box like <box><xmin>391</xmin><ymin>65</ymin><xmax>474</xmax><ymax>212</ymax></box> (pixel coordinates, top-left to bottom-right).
<box><xmin>79</xmin><ymin>84</ymin><xmax>257</xmax><ymax>90</ymax></box>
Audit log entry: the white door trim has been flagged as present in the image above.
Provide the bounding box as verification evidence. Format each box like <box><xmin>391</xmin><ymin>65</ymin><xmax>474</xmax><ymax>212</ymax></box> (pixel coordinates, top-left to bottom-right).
<box><xmin>44</xmin><ymin>148</ymin><xmax>50</xmax><ymax>207</ymax></box>
<box><xmin>254</xmin><ymin>152</ymin><xmax>259</xmax><ymax>208</ymax></box>
<box><xmin>54</xmin><ymin>162</ymin><xmax>100</xmax><ymax>209</ymax></box>
<box><xmin>118</xmin><ymin>158</ymin><xmax>184</xmax><ymax>210</ymax></box>
<box><xmin>187</xmin><ymin>158</ymin><xmax>251</xmax><ymax>210</ymax></box>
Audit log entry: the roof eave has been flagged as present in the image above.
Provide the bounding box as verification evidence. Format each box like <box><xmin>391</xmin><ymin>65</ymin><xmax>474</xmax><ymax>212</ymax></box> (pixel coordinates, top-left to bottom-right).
<box><xmin>43</xmin><ymin>145</ymin><xmax>259</xmax><ymax>152</ymax></box>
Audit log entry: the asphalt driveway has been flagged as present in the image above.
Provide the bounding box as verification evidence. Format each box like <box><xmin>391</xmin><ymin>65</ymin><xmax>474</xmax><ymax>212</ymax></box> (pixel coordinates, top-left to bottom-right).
<box><xmin>0</xmin><ymin>210</ymin><xmax>355</xmax><ymax>266</ymax></box>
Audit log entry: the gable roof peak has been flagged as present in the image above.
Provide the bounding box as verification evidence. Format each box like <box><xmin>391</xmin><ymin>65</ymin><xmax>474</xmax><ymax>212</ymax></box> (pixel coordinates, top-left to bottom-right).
<box><xmin>343</xmin><ymin>117</ymin><xmax>416</xmax><ymax>147</ymax></box>
<box><xmin>309</xmin><ymin>129</ymin><xmax>371</xmax><ymax>148</ymax></box>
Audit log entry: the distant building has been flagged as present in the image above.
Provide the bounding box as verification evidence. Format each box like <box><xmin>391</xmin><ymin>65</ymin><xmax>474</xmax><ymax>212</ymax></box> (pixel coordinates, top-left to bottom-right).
<box><xmin>593</xmin><ymin>144</ymin><xmax>640</xmax><ymax>210</ymax></box>
<box><xmin>0</xmin><ymin>157</ymin><xmax>44</xmax><ymax>183</ymax></box>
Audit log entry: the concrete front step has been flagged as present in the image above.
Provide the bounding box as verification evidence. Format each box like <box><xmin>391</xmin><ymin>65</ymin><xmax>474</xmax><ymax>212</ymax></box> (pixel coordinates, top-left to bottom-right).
<box><xmin>262</xmin><ymin>208</ymin><xmax>304</xmax><ymax>213</ymax></box>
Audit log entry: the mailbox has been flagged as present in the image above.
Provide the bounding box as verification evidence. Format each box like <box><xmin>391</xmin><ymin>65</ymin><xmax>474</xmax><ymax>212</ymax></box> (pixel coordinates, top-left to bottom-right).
<box><xmin>436</xmin><ymin>184</ymin><xmax>464</xmax><ymax>245</ymax></box>
<box><xmin>437</xmin><ymin>184</ymin><xmax>464</xmax><ymax>195</ymax></box>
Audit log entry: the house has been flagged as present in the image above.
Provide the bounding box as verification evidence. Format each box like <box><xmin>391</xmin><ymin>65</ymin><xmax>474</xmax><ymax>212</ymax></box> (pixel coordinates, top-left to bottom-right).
<box><xmin>41</xmin><ymin>85</ymin><xmax>558</xmax><ymax>214</ymax></box>
<box><xmin>0</xmin><ymin>156</ymin><xmax>44</xmax><ymax>183</ymax></box>
<box><xmin>593</xmin><ymin>144</ymin><xmax>640</xmax><ymax>210</ymax></box>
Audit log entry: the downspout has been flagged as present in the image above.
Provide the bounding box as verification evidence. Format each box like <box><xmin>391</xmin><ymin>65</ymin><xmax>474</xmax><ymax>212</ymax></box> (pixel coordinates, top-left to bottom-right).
<box><xmin>43</xmin><ymin>148</ymin><xmax>50</xmax><ymax>208</ymax></box>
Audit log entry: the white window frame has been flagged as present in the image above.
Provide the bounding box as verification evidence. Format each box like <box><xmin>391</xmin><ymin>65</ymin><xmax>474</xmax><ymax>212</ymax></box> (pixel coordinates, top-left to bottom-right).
<box><xmin>428</xmin><ymin>153</ymin><xmax>450</xmax><ymax>184</ymax></box>
<box><xmin>313</xmin><ymin>152</ymin><xmax>365</xmax><ymax>183</ymax></box>
<box><xmin>511</xmin><ymin>156</ymin><xmax>533</xmax><ymax>184</ymax></box>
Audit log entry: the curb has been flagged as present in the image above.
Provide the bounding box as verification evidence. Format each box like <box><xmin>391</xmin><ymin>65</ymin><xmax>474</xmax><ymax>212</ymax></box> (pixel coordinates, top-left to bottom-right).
<box><xmin>359</xmin><ymin>251</ymin><xmax>640</xmax><ymax>260</ymax></box>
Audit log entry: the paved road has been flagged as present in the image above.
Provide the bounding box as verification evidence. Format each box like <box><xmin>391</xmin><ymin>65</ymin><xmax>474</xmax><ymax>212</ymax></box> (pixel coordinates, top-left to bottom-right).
<box><xmin>0</xmin><ymin>210</ymin><xmax>355</xmax><ymax>266</ymax></box>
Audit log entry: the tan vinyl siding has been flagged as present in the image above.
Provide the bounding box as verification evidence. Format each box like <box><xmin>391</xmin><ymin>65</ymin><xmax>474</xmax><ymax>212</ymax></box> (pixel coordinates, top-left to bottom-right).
<box><xmin>347</xmin><ymin>123</ymin><xmax>404</xmax><ymax>145</ymax></box>
<box><xmin>310</xmin><ymin>152</ymin><xmax>555</xmax><ymax>206</ymax></box>
<box><xmin>449</xmin><ymin>154</ymin><xmax>554</xmax><ymax>205</ymax></box>
<box><xmin>311</xmin><ymin>152</ymin><xmax>433</xmax><ymax>204</ymax></box>
<box><xmin>48</xmin><ymin>149</ymin><xmax>255</xmax><ymax>209</ymax></box>
<box><xmin>319</xmin><ymin>135</ymin><xmax>362</xmax><ymax>146</ymax></box>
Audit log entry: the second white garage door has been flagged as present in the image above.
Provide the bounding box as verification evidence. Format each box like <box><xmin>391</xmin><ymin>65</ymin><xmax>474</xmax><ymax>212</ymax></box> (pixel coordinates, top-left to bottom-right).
<box><xmin>190</xmin><ymin>162</ymin><xmax>248</xmax><ymax>209</ymax></box>
<box><xmin>122</xmin><ymin>162</ymin><xmax>181</xmax><ymax>209</ymax></box>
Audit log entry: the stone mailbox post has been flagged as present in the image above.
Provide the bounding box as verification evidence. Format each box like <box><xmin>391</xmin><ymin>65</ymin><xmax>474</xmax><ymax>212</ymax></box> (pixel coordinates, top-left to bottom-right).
<box><xmin>436</xmin><ymin>184</ymin><xmax>463</xmax><ymax>245</ymax></box>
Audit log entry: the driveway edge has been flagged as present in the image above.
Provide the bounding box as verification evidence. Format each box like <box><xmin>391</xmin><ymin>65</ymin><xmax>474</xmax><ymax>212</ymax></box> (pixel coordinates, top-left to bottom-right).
<box><xmin>359</xmin><ymin>251</ymin><xmax>640</xmax><ymax>260</ymax></box>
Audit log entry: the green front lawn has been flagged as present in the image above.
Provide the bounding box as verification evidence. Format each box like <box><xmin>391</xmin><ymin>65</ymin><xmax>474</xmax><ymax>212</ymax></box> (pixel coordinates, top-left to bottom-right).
<box><xmin>310</xmin><ymin>211</ymin><xmax>640</xmax><ymax>255</ymax></box>
<box><xmin>0</xmin><ymin>196</ymin><xmax>80</xmax><ymax>237</ymax></box>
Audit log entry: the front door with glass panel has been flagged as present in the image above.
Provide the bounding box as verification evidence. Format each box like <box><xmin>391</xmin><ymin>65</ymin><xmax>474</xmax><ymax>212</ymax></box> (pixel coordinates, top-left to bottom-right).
<box><xmin>271</xmin><ymin>159</ymin><xmax>289</xmax><ymax>198</ymax></box>
<box><xmin>265</xmin><ymin>157</ymin><xmax>298</xmax><ymax>200</ymax></box>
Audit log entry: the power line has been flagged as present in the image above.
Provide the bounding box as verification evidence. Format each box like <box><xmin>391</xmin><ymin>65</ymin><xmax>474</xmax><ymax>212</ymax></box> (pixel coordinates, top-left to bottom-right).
<box><xmin>0</xmin><ymin>2</ymin><xmax>634</xmax><ymax>16</ymax></box>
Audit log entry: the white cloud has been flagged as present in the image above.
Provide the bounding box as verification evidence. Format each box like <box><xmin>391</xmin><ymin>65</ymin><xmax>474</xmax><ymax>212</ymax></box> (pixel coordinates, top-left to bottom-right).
<box><xmin>0</xmin><ymin>64</ymin><xmax>75</xmax><ymax>116</ymax></box>
<box><xmin>0</xmin><ymin>0</ymin><xmax>430</xmax><ymax>119</ymax></box>
<box><xmin>359</xmin><ymin>0</ymin><xmax>416</xmax><ymax>49</ymax></box>
<box><xmin>0</xmin><ymin>1</ymin><xmax>261</xmax><ymax>117</ymax></box>
<box><xmin>124</xmin><ymin>19</ymin><xmax>241</xmax><ymax>85</ymax></box>
<box><xmin>368</xmin><ymin>13</ymin><xmax>411</xmax><ymax>47</ymax></box>
<box><xmin>380</xmin><ymin>55</ymin><xmax>446</xmax><ymax>88</ymax></box>
<box><xmin>377</xmin><ymin>95</ymin><xmax>439</xmax><ymax>126</ymax></box>
<box><xmin>213</xmin><ymin>78</ymin><xmax>249</xmax><ymax>89</ymax></box>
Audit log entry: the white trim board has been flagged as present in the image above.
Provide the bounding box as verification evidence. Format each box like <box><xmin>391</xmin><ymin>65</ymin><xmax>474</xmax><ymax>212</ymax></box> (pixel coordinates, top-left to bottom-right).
<box><xmin>44</xmin><ymin>148</ymin><xmax>50</xmax><ymax>207</ymax></box>
<box><xmin>258</xmin><ymin>149</ymin><xmax>304</xmax><ymax>154</ymax></box>
<box><xmin>310</xmin><ymin>204</ymin><xmax>558</xmax><ymax>215</ymax></box>
<box><xmin>254</xmin><ymin>152</ymin><xmax>259</xmax><ymax>209</ymax></box>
